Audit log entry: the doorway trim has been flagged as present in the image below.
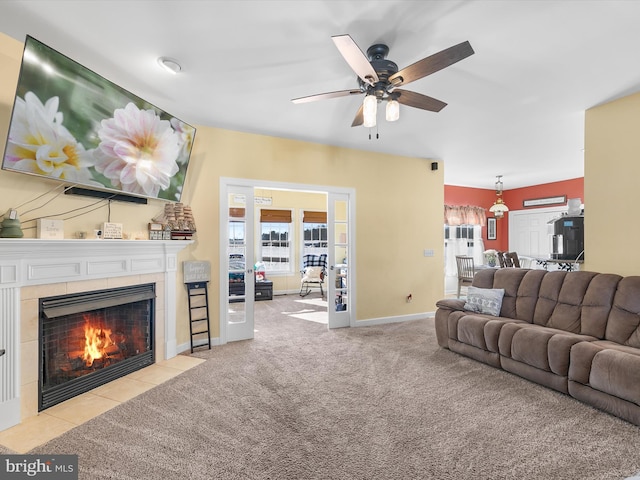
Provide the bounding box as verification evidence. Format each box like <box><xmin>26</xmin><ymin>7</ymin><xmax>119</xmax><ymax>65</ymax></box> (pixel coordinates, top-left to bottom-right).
<box><xmin>219</xmin><ymin>177</ymin><xmax>356</xmax><ymax>344</ymax></box>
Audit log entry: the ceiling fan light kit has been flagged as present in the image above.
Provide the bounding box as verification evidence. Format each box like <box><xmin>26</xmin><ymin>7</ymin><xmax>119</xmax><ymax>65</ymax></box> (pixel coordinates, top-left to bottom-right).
<box><xmin>362</xmin><ymin>94</ymin><xmax>377</xmax><ymax>127</ymax></box>
<box><xmin>291</xmin><ymin>34</ymin><xmax>474</xmax><ymax>133</ymax></box>
<box><xmin>386</xmin><ymin>98</ymin><xmax>399</xmax><ymax>122</ymax></box>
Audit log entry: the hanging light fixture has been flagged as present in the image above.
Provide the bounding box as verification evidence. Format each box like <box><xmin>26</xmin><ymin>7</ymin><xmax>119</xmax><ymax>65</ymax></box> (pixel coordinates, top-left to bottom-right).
<box><xmin>363</xmin><ymin>94</ymin><xmax>377</xmax><ymax>127</ymax></box>
<box><xmin>489</xmin><ymin>175</ymin><xmax>510</xmax><ymax>219</ymax></box>
<box><xmin>386</xmin><ymin>98</ymin><xmax>399</xmax><ymax>122</ymax></box>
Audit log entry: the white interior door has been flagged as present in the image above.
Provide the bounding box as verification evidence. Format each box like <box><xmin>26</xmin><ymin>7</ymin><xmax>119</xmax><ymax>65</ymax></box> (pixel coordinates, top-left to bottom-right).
<box><xmin>221</xmin><ymin>184</ymin><xmax>255</xmax><ymax>343</ymax></box>
<box><xmin>327</xmin><ymin>192</ymin><xmax>352</xmax><ymax>329</ymax></box>
<box><xmin>509</xmin><ymin>206</ymin><xmax>566</xmax><ymax>259</ymax></box>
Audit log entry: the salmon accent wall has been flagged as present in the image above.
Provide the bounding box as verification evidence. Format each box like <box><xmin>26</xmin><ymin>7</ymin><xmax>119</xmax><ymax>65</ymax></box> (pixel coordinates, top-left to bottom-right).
<box><xmin>445</xmin><ymin>177</ymin><xmax>584</xmax><ymax>252</ymax></box>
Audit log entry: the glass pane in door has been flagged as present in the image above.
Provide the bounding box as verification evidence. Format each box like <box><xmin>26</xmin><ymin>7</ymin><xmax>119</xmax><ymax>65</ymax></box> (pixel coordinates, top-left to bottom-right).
<box><xmin>333</xmin><ymin>199</ymin><xmax>348</xmax><ymax>314</ymax></box>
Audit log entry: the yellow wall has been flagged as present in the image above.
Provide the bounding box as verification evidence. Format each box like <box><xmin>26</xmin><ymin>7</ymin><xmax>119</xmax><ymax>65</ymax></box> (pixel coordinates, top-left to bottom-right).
<box><xmin>0</xmin><ymin>33</ymin><xmax>445</xmax><ymax>346</ymax></box>
<box><xmin>584</xmin><ymin>91</ymin><xmax>640</xmax><ymax>276</ymax></box>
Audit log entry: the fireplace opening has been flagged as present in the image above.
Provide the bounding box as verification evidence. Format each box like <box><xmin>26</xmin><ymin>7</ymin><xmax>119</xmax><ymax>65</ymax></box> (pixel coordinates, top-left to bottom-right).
<box><xmin>39</xmin><ymin>283</ymin><xmax>155</xmax><ymax>411</ymax></box>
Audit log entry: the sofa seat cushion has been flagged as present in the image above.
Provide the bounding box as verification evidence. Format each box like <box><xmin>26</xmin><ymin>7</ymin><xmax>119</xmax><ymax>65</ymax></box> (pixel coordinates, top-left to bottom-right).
<box><xmin>449</xmin><ymin>313</ymin><xmax>524</xmax><ymax>354</ymax></box>
<box><xmin>569</xmin><ymin>341</ymin><xmax>640</xmax><ymax>407</ymax></box>
<box><xmin>499</xmin><ymin>323</ymin><xmax>597</xmax><ymax>376</ymax></box>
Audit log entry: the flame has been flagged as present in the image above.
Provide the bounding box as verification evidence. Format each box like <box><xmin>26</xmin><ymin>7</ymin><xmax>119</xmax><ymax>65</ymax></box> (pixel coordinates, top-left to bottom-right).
<box><xmin>82</xmin><ymin>317</ymin><xmax>114</xmax><ymax>366</ymax></box>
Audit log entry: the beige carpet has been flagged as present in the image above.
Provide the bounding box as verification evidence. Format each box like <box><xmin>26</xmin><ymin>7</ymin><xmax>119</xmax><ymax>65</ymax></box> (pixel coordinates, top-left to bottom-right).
<box><xmin>21</xmin><ymin>295</ymin><xmax>640</xmax><ymax>479</ymax></box>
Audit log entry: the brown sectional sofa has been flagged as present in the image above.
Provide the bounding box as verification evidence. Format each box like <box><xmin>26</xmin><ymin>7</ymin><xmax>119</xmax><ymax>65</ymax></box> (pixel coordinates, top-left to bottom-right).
<box><xmin>435</xmin><ymin>268</ymin><xmax>640</xmax><ymax>426</ymax></box>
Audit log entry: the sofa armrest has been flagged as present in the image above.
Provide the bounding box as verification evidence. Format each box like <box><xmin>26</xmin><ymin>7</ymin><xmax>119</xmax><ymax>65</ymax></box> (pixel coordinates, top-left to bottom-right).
<box><xmin>435</xmin><ymin>298</ymin><xmax>466</xmax><ymax>311</ymax></box>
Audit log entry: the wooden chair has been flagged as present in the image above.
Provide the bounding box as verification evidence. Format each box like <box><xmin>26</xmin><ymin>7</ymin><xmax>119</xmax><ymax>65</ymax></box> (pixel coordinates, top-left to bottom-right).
<box><xmin>503</xmin><ymin>252</ymin><xmax>514</xmax><ymax>268</ymax></box>
<box><xmin>497</xmin><ymin>251</ymin><xmax>506</xmax><ymax>268</ymax></box>
<box><xmin>455</xmin><ymin>255</ymin><xmax>475</xmax><ymax>298</ymax></box>
<box><xmin>507</xmin><ymin>252</ymin><xmax>521</xmax><ymax>268</ymax></box>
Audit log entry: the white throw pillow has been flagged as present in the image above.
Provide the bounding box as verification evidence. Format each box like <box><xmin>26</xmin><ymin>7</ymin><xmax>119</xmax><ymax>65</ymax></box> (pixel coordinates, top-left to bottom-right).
<box><xmin>302</xmin><ymin>267</ymin><xmax>322</xmax><ymax>282</ymax></box>
<box><xmin>464</xmin><ymin>286</ymin><xmax>505</xmax><ymax>317</ymax></box>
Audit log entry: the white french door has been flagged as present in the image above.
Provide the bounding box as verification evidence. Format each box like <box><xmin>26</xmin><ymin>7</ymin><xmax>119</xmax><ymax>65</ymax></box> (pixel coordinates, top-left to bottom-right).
<box><xmin>327</xmin><ymin>192</ymin><xmax>352</xmax><ymax>329</ymax></box>
<box><xmin>220</xmin><ymin>178</ymin><xmax>355</xmax><ymax>341</ymax></box>
<box><xmin>220</xmin><ymin>184</ymin><xmax>255</xmax><ymax>343</ymax></box>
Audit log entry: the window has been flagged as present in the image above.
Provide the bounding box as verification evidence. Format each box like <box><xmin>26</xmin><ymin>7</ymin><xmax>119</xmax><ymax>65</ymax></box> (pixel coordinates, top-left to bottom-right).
<box><xmin>444</xmin><ymin>225</ymin><xmax>476</xmax><ymax>248</ymax></box>
<box><xmin>302</xmin><ymin>211</ymin><xmax>327</xmax><ymax>257</ymax></box>
<box><xmin>228</xmin><ymin>221</ymin><xmax>246</xmax><ymax>256</ymax></box>
<box><xmin>444</xmin><ymin>224</ymin><xmax>485</xmax><ymax>277</ymax></box>
<box><xmin>228</xmin><ymin>208</ymin><xmax>246</xmax><ymax>257</ymax></box>
<box><xmin>259</xmin><ymin>209</ymin><xmax>292</xmax><ymax>273</ymax></box>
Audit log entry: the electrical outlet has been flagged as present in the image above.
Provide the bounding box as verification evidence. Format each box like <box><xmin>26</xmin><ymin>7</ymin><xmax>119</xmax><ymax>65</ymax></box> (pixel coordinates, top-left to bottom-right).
<box><xmin>423</xmin><ymin>249</ymin><xmax>434</xmax><ymax>257</ymax></box>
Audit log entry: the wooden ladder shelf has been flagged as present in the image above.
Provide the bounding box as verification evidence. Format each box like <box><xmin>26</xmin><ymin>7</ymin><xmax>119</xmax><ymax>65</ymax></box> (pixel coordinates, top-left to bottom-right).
<box><xmin>186</xmin><ymin>281</ymin><xmax>212</xmax><ymax>353</ymax></box>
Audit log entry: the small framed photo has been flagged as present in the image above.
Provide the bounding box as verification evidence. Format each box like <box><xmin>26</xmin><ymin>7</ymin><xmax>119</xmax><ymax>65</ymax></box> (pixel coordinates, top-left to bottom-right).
<box><xmin>487</xmin><ymin>217</ymin><xmax>497</xmax><ymax>240</ymax></box>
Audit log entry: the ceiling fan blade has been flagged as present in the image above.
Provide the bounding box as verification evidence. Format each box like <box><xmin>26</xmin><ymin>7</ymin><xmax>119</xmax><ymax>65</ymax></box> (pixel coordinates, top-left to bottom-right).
<box><xmin>395</xmin><ymin>89</ymin><xmax>447</xmax><ymax>112</ymax></box>
<box><xmin>332</xmin><ymin>34</ymin><xmax>379</xmax><ymax>86</ymax></box>
<box><xmin>389</xmin><ymin>41</ymin><xmax>474</xmax><ymax>87</ymax></box>
<box><xmin>351</xmin><ymin>104</ymin><xmax>364</xmax><ymax>127</ymax></box>
<box><xmin>292</xmin><ymin>89</ymin><xmax>362</xmax><ymax>104</ymax></box>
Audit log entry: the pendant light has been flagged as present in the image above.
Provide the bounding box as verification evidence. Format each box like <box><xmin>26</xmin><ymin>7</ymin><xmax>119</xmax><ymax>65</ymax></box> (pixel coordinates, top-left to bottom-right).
<box><xmin>489</xmin><ymin>175</ymin><xmax>509</xmax><ymax>219</ymax></box>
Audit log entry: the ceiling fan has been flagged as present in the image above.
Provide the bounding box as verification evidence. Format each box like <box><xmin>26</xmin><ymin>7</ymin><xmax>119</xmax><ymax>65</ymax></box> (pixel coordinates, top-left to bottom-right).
<box><xmin>292</xmin><ymin>34</ymin><xmax>475</xmax><ymax>127</ymax></box>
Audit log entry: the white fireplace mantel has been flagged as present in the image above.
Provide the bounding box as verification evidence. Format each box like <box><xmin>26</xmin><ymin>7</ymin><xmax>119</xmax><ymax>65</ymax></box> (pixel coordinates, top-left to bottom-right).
<box><xmin>0</xmin><ymin>238</ymin><xmax>192</xmax><ymax>432</ymax></box>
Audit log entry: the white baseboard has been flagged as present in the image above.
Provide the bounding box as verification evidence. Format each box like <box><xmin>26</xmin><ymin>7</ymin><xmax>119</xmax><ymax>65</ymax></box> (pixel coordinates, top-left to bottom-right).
<box><xmin>353</xmin><ymin>312</ymin><xmax>435</xmax><ymax>327</ymax></box>
<box><xmin>176</xmin><ymin>337</ymin><xmax>222</xmax><ymax>355</ymax></box>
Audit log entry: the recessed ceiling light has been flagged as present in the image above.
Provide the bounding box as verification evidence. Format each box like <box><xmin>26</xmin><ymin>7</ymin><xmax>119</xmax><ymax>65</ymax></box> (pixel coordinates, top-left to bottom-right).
<box><xmin>157</xmin><ymin>56</ymin><xmax>182</xmax><ymax>74</ymax></box>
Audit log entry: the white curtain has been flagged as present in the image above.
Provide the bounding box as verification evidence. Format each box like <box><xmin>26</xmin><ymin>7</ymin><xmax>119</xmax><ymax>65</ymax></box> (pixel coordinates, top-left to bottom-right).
<box><xmin>444</xmin><ymin>226</ymin><xmax>485</xmax><ymax>278</ymax></box>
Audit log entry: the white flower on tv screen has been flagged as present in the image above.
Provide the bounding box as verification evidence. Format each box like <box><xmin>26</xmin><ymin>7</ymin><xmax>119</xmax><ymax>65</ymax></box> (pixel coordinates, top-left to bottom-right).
<box><xmin>170</xmin><ymin>117</ymin><xmax>195</xmax><ymax>165</ymax></box>
<box><xmin>5</xmin><ymin>91</ymin><xmax>93</xmax><ymax>182</ymax></box>
<box><xmin>94</xmin><ymin>102</ymin><xmax>180</xmax><ymax>197</ymax></box>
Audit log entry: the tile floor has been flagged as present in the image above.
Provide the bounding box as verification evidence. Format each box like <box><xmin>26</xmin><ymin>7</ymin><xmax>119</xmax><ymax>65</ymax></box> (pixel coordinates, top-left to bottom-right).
<box><xmin>0</xmin><ymin>355</ymin><xmax>205</xmax><ymax>453</ymax></box>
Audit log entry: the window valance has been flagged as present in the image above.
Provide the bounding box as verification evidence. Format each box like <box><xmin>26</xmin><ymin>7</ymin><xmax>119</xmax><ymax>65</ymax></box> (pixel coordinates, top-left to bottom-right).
<box><xmin>260</xmin><ymin>209</ymin><xmax>292</xmax><ymax>223</ymax></box>
<box><xmin>229</xmin><ymin>208</ymin><xmax>245</xmax><ymax>218</ymax></box>
<box><xmin>444</xmin><ymin>205</ymin><xmax>486</xmax><ymax>226</ymax></box>
<box><xmin>303</xmin><ymin>211</ymin><xmax>327</xmax><ymax>223</ymax></box>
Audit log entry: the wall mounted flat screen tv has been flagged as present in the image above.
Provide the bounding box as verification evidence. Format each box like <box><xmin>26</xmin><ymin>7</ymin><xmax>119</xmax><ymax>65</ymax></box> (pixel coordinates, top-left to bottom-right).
<box><xmin>2</xmin><ymin>35</ymin><xmax>195</xmax><ymax>202</ymax></box>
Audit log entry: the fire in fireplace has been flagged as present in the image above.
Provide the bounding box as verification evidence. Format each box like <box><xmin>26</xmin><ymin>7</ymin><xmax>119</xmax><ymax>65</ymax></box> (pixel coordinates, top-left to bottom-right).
<box><xmin>39</xmin><ymin>284</ymin><xmax>155</xmax><ymax>410</ymax></box>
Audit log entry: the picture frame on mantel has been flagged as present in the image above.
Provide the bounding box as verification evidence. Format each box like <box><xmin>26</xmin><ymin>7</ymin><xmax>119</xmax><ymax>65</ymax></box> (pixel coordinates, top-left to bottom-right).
<box><xmin>487</xmin><ymin>217</ymin><xmax>497</xmax><ymax>240</ymax></box>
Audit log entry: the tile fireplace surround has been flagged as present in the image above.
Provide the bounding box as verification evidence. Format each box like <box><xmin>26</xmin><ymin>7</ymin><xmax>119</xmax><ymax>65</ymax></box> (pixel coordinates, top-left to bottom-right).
<box><xmin>0</xmin><ymin>238</ymin><xmax>191</xmax><ymax>432</ymax></box>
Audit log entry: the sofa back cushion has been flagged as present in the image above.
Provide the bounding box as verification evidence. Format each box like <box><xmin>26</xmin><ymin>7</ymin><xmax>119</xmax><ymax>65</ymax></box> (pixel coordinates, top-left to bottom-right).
<box><xmin>514</xmin><ymin>270</ymin><xmax>548</xmax><ymax>322</ymax></box>
<box><xmin>534</xmin><ymin>271</ymin><xmax>567</xmax><ymax>326</ymax></box>
<box><xmin>534</xmin><ymin>271</ymin><xmax>620</xmax><ymax>336</ymax></box>
<box><xmin>547</xmin><ymin>271</ymin><xmax>599</xmax><ymax>333</ymax></box>
<box><xmin>472</xmin><ymin>269</ymin><xmax>544</xmax><ymax>322</ymax></box>
<box><xmin>606</xmin><ymin>276</ymin><xmax>640</xmax><ymax>347</ymax></box>
<box><xmin>580</xmin><ymin>273</ymin><xmax>622</xmax><ymax>338</ymax></box>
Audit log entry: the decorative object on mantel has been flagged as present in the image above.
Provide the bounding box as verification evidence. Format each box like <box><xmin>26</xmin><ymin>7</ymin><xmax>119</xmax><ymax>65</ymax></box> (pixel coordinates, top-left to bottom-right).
<box><xmin>489</xmin><ymin>175</ymin><xmax>509</xmax><ymax>219</ymax></box>
<box><xmin>102</xmin><ymin>222</ymin><xmax>123</xmax><ymax>239</ymax></box>
<box><xmin>0</xmin><ymin>209</ymin><xmax>24</xmax><ymax>238</ymax></box>
<box><xmin>148</xmin><ymin>222</ymin><xmax>171</xmax><ymax>240</ymax></box>
<box><xmin>36</xmin><ymin>218</ymin><xmax>64</xmax><ymax>239</ymax></box>
<box><xmin>150</xmin><ymin>203</ymin><xmax>196</xmax><ymax>240</ymax></box>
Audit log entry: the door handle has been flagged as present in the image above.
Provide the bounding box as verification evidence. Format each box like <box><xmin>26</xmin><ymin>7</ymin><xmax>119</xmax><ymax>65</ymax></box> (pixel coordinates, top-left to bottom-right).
<box><xmin>0</xmin><ymin>349</ymin><xmax>5</xmax><ymax>357</ymax></box>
